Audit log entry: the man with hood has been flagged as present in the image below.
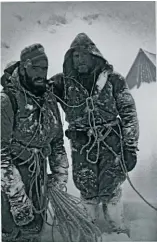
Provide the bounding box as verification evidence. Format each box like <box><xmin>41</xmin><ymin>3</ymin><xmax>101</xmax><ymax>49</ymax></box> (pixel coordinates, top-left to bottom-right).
<box><xmin>50</xmin><ymin>33</ymin><xmax>139</xmax><ymax>234</ymax></box>
<box><xmin>1</xmin><ymin>43</ymin><xmax>69</xmax><ymax>242</ymax></box>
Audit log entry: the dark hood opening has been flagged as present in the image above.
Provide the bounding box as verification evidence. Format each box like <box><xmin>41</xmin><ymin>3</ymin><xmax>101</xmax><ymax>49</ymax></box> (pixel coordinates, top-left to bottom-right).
<box><xmin>63</xmin><ymin>33</ymin><xmax>113</xmax><ymax>77</ymax></box>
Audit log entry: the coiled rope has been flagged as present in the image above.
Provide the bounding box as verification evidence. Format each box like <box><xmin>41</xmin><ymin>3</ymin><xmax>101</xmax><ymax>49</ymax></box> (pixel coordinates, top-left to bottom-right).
<box><xmin>7</xmin><ymin>72</ymin><xmax>157</xmax><ymax>242</ymax></box>
<box><xmin>9</xmin><ymin>81</ymin><xmax>102</xmax><ymax>242</ymax></box>
<box><xmin>51</xmin><ymin>73</ymin><xmax>157</xmax><ymax>212</ymax></box>
<box><xmin>48</xmin><ymin>185</ymin><xmax>102</xmax><ymax>242</ymax></box>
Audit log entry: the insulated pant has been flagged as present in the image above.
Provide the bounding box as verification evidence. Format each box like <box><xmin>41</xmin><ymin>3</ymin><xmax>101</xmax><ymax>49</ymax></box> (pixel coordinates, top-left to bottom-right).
<box><xmin>70</xmin><ymin>130</ymin><xmax>126</xmax><ymax>202</ymax></box>
<box><xmin>69</xmin><ymin>129</ymin><xmax>127</xmax><ymax>233</ymax></box>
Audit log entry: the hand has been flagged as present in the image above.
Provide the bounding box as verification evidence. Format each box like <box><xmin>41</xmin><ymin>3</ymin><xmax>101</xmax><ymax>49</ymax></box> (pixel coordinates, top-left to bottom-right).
<box><xmin>123</xmin><ymin>149</ymin><xmax>137</xmax><ymax>172</ymax></box>
<box><xmin>47</xmin><ymin>174</ymin><xmax>67</xmax><ymax>191</ymax></box>
<box><xmin>9</xmin><ymin>190</ymin><xmax>34</xmax><ymax>226</ymax></box>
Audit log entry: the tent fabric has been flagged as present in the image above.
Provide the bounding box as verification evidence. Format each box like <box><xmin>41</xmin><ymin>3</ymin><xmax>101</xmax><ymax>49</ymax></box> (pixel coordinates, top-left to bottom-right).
<box><xmin>143</xmin><ymin>50</ymin><xmax>156</xmax><ymax>67</ymax></box>
<box><xmin>126</xmin><ymin>49</ymin><xmax>156</xmax><ymax>89</ymax></box>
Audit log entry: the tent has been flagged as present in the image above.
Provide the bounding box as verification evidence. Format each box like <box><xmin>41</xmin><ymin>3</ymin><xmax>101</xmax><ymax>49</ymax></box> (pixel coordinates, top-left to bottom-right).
<box><xmin>126</xmin><ymin>48</ymin><xmax>156</xmax><ymax>89</ymax></box>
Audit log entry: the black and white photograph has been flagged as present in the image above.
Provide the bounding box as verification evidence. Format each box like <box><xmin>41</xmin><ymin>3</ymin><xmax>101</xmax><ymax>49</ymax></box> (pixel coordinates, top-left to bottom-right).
<box><xmin>1</xmin><ymin>1</ymin><xmax>157</xmax><ymax>242</ymax></box>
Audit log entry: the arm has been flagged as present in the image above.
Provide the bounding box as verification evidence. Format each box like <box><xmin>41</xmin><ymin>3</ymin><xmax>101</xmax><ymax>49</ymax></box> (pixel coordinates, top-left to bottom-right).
<box><xmin>110</xmin><ymin>73</ymin><xmax>139</xmax><ymax>171</ymax></box>
<box><xmin>48</xmin><ymin>115</ymin><xmax>69</xmax><ymax>190</ymax></box>
<box><xmin>1</xmin><ymin>92</ymin><xmax>34</xmax><ymax>226</ymax></box>
<box><xmin>49</xmin><ymin>73</ymin><xmax>64</xmax><ymax>101</ymax></box>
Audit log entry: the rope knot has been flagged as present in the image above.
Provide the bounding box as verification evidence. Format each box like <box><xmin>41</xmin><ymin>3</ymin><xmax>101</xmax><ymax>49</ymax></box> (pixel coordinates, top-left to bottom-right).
<box><xmin>86</xmin><ymin>97</ymin><xmax>94</xmax><ymax>112</ymax></box>
<box><xmin>87</xmin><ymin>129</ymin><xmax>94</xmax><ymax>136</ymax></box>
<box><xmin>34</xmin><ymin>148</ymin><xmax>39</xmax><ymax>154</ymax></box>
<box><xmin>97</xmin><ymin>133</ymin><xmax>104</xmax><ymax>142</ymax></box>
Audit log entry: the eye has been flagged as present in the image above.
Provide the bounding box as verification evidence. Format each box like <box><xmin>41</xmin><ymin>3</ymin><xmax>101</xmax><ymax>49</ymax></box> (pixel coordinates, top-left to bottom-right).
<box><xmin>73</xmin><ymin>52</ymin><xmax>79</xmax><ymax>58</ymax></box>
<box><xmin>43</xmin><ymin>67</ymin><xmax>48</xmax><ymax>71</ymax></box>
<box><xmin>32</xmin><ymin>66</ymin><xmax>37</xmax><ymax>70</ymax></box>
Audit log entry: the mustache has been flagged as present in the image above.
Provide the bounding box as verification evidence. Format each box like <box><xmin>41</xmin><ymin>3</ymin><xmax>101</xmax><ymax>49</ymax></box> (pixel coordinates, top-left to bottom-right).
<box><xmin>33</xmin><ymin>77</ymin><xmax>47</xmax><ymax>82</ymax></box>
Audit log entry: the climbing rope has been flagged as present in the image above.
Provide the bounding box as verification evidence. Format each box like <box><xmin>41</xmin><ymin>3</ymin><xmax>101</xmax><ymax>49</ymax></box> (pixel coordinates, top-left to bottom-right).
<box><xmin>1</xmin><ymin>75</ymin><xmax>102</xmax><ymax>242</ymax></box>
<box><xmin>117</xmin><ymin>124</ymin><xmax>157</xmax><ymax>212</ymax></box>
<box><xmin>10</xmin><ymin>84</ymin><xmax>50</xmax><ymax>215</ymax></box>
<box><xmin>51</xmin><ymin>73</ymin><xmax>157</xmax><ymax>212</ymax></box>
<box><xmin>48</xmin><ymin>185</ymin><xmax>102</xmax><ymax>242</ymax></box>
<box><xmin>12</xmin><ymin>98</ymin><xmax>42</xmax><ymax>162</ymax></box>
<box><xmin>18</xmin><ymin>147</ymin><xmax>48</xmax><ymax>215</ymax></box>
<box><xmin>7</xmin><ymin>71</ymin><xmax>157</xmax><ymax>242</ymax></box>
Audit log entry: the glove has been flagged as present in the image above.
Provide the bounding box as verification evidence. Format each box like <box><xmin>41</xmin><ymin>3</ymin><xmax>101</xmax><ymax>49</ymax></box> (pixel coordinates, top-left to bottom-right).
<box><xmin>9</xmin><ymin>188</ymin><xmax>34</xmax><ymax>226</ymax></box>
<box><xmin>123</xmin><ymin>148</ymin><xmax>137</xmax><ymax>172</ymax></box>
<box><xmin>1</xmin><ymin>164</ymin><xmax>34</xmax><ymax>226</ymax></box>
<box><xmin>47</xmin><ymin>173</ymin><xmax>68</xmax><ymax>191</ymax></box>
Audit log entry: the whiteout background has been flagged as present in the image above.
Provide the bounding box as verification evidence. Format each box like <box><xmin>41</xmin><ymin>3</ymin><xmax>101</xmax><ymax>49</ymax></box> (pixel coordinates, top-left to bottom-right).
<box><xmin>1</xmin><ymin>2</ymin><xmax>157</xmax><ymax>241</ymax></box>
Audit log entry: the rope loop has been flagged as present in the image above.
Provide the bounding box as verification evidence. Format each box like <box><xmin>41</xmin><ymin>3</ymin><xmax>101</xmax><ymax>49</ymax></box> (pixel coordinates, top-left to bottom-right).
<box><xmin>86</xmin><ymin>97</ymin><xmax>95</xmax><ymax>112</ymax></box>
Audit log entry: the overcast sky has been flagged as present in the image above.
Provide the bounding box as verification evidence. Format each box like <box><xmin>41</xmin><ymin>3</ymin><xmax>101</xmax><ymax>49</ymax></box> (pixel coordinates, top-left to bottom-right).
<box><xmin>1</xmin><ymin>1</ymin><xmax>156</xmax><ymax>77</ymax></box>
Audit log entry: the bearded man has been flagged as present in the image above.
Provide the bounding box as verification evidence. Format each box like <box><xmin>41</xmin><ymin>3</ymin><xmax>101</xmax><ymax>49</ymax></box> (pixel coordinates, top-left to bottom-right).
<box><xmin>50</xmin><ymin>33</ymin><xmax>139</xmax><ymax>235</ymax></box>
<box><xmin>1</xmin><ymin>43</ymin><xmax>69</xmax><ymax>242</ymax></box>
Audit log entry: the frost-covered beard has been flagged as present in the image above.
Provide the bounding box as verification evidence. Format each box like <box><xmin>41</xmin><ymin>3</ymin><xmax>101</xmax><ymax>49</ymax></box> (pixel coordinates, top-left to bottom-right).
<box><xmin>73</xmin><ymin>50</ymin><xmax>95</xmax><ymax>75</ymax></box>
<box><xmin>24</xmin><ymin>70</ymin><xmax>47</xmax><ymax>96</ymax></box>
<box><xmin>77</xmin><ymin>64</ymin><xmax>89</xmax><ymax>74</ymax></box>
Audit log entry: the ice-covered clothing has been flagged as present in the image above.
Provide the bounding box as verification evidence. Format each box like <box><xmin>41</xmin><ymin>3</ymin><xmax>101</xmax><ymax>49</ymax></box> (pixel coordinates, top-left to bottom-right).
<box><xmin>1</xmin><ymin>65</ymin><xmax>68</xmax><ymax>241</ymax></box>
<box><xmin>50</xmin><ymin>33</ymin><xmax>139</xmax><ymax>203</ymax></box>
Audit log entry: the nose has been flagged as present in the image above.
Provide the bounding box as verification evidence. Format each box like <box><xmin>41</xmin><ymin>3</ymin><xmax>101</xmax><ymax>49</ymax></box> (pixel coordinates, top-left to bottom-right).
<box><xmin>38</xmin><ymin>68</ymin><xmax>47</xmax><ymax>78</ymax></box>
<box><xmin>79</xmin><ymin>53</ymin><xmax>86</xmax><ymax>63</ymax></box>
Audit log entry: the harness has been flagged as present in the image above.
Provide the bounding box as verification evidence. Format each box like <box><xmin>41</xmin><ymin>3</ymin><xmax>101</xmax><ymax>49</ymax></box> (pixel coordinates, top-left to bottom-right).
<box><xmin>80</xmin><ymin>119</ymin><xmax>120</xmax><ymax>164</ymax></box>
<box><xmin>52</xmin><ymin>73</ymin><xmax>157</xmax><ymax>212</ymax></box>
<box><xmin>53</xmin><ymin>72</ymin><xmax>121</xmax><ymax>164</ymax></box>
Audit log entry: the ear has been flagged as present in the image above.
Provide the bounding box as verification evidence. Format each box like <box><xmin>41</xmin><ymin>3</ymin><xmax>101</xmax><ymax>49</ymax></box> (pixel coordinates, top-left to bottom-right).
<box><xmin>19</xmin><ymin>63</ymin><xmax>25</xmax><ymax>76</ymax></box>
<box><xmin>24</xmin><ymin>59</ymin><xmax>32</xmax><ymax>69</ymax></box>
<box><xmin>20</xmin><ymin>59</ymin><xmax>32</xmax><ymax>75</ymax></box>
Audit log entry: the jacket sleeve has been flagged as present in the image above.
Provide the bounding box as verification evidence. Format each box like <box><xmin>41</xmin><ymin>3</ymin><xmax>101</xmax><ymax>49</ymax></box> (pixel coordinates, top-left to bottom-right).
<box><xmin>49</xmin><ymin>73</ymin><xmax>64</xmax><ymax>101</ymax></box>
<box><xmin>1</xmin><ymin>61</ymin><xmax>20</xmax><ymax>88</ymax></box>
<box><xmin>1</xmin><ymin>92</ymin><xmax>14</xmax><ymax>166</ymax></box>
<box><xmin>1</xmin><ymin>92</ymin><xmax>34</xmax><ymax>226</ymax></box>
<box><xmin>110</xmin><ymin>73</ymin><xmax>139</xmax><ymax>151</ymax></box>
<box><xmin>48</xmin><ymin>110</ymin><xmax>69</xmax><ymax>186</ymax></box>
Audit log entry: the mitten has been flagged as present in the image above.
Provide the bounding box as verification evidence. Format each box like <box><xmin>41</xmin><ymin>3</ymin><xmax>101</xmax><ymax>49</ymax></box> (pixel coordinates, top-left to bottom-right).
<box><xmin>9</xmin><ymin>187</ymin><xmax>34</xmax><ymax>226</ymax></box>
<box><xmin>123</xmin><ymin>148</ymin><xmax>137</xmax><ymax>172</ymax></box>
<box><xmin>1</xmin><ymin>164</ymin><xmax>34</xmax><ymax>226</ymax></box>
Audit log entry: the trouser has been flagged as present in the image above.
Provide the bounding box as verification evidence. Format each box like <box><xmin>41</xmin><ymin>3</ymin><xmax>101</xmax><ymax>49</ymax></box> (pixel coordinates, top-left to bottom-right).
<box><xmin>102</xmin><ymin>190</ymin><xmax>127</xmax><ymax>234</ymax></box>
<box><xmin>80</xmin><ymin>187</ymin><xmax>127</xmax><ymax>234</ymax></box>
<box><xmin>69</xmin><ymin>130</ymin><xmax>127</xmax><ymax>233</ymax></box>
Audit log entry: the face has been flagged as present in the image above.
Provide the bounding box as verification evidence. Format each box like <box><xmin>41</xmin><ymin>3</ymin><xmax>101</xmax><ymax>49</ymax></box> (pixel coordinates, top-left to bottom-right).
<box><xmin>73</xmin><ymin>49</ymin><xmax>94</xmax><ymax>74</ymax></box>
<box><xmin>24</xmin><ymin>58</ymin><xmax>48</xmax><ymax>94</ymax></box>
